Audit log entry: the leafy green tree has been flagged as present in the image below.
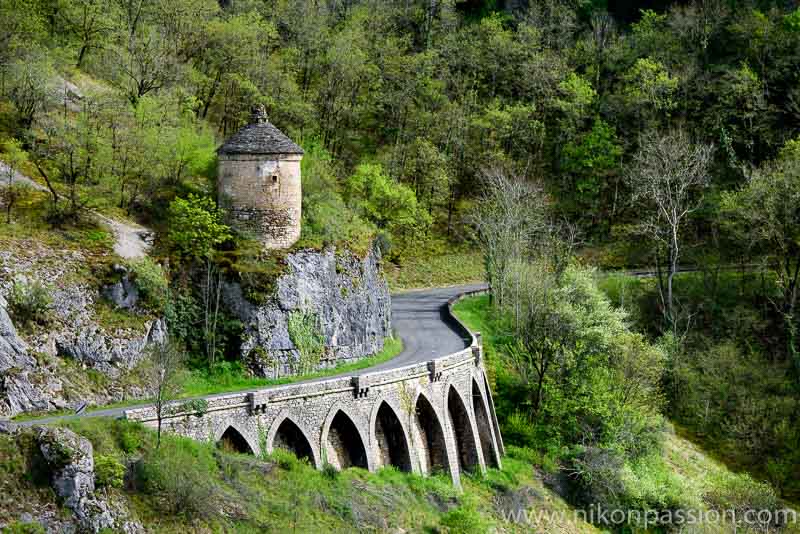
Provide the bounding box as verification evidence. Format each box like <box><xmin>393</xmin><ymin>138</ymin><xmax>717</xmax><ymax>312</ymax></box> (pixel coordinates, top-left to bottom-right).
<box><xmin>190</xmin><ymin>12</ymin><xmax>273</xmax><ymax>120</ymax></box>
<box><xmin>105</xmin><ymin>24</ymin><xmax>176</xmax><ymax>105</ymax></box>
<box><xmin>5</xmin><ymin>46</ymin><xmax>55</xmax><ymax>128</ymax></box>
<box><xmin>0</xmin><ymin>138</ymin><xmax>29</xmax><ymax>223</ymax></box>
<box><xmin>32</xmin><ymin>97</ymin><xmax>111</xmax><ymax>218</ymax></box>
<box><xmin>501</xmin><ymin>261</ymin><xmax>665</xmax><ymax>456</ymax></box>
<box><xmin>0</xmin><ymin>0</ymin><xmax>44</xmax><ymax>64</ymax></box>
<box><xmin>345</xmin><ymin>163</ymin><xmax>431</xmax><ymax>249</ymax></box>
<box><xmin>562</xmin><ymin>118</ymin><xmax>622</xmax><ymax>223</ymax></box>
<box><xmin>167</xmin><ymin>194</ymin><xmax>231</xmax><ymax>259</ymax></box>
<box><xmin>722</xmin><ymin>137</ymin><xmax>800</xmax><ymax>375</ymax></box>
<box><xmin>61</xmin><ymin>0</ymin><xmax>119</xmax><ymax>67</ymax></box>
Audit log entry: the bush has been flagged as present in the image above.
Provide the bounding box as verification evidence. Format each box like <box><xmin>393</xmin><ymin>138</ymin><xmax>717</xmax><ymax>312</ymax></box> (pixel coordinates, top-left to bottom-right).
<box><xmin>167</xmin><ymin>194</ymin><xmax>231</xmax><ymax>260</ymax></box>
<box><xmin>7</xmin><ymin>278</ymin><xmax>52</xmax><ymax>329</ymax></box>
<box><xmin>439</xmin><ymin>501</ymin><xmax>491</xmax><ymax>534</ymax></box>
<box><xmin>128</xmin><ymin>258</ymin><xmax>168</xmax><ymax>313</ymax></box>
<box><xmin>94</xmin><ymin>454</ymin><xmax>125</xmax><ymax>489</ymax></box>
<box><xmin>287</xmin><ymin>310</ymin><xmax>324</xmax><ymax>374</ymax></box>
<box><xmin>568</xmin><ymin>447</ymin><xmax>695</xmax><ymax>529</ymax></box>
<box><xmin>118</xmin><ymin>425</ymin><xmax>145</xmax><ymax>454</ymax></box>
<box><xmin>133</xmin><ymin>437</ymin><xmax>220</xmax><ymax>519</ymax></box>
<box><xmin>705</xmin><ymin>472</ymin><xmax>783</xmax><ymax>530</ymax></box>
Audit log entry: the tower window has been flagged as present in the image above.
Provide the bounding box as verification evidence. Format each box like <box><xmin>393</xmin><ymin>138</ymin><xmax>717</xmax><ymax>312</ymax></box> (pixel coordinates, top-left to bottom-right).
<box><xmin>272</xmin><ymin>175</ymin><xmax>278</xmax><ymax>183</ymax></box>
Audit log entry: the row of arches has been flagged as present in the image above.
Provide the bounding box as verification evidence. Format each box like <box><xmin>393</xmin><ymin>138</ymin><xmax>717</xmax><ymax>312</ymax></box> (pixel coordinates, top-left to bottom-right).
<box><xmin>215</xmin><ymin>377</ymin><xmax>500</xmax><ymax>479</ymax></box>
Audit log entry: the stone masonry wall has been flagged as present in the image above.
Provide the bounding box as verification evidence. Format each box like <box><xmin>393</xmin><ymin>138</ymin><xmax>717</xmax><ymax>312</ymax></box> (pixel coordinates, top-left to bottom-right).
<box><xmin>218</xmin><ymin>153</ymin><xmax>301</xmax><ymax>249</ymax></box>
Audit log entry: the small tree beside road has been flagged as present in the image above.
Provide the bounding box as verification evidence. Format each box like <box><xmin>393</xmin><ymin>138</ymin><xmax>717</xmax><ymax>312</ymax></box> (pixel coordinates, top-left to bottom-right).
<box><xmin>146</xmin><ymin>338</ymin><xmax>186</xmax><ymax>449</ymax></box>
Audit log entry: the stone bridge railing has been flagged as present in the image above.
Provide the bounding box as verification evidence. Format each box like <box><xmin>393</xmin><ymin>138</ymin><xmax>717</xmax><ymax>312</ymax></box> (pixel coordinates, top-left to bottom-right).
<box><xmin>125</xmin><ymin>288</ymin><xmax>503</xmax><ymax>486</ymax></box>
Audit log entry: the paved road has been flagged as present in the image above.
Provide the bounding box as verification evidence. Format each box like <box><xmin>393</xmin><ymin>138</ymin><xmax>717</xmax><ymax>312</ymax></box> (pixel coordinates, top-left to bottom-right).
<box><xmin>17</xmin><ymin>283</ymin><xmax>488</xmax><ymax>426</ymax></box>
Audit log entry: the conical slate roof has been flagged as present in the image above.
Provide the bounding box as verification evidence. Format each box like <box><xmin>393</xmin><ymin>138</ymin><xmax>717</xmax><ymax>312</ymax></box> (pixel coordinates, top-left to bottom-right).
<box><xmin>218</xmin><ymin>106</ymin><xmax>304</xmax><ymax>156</ymax></box>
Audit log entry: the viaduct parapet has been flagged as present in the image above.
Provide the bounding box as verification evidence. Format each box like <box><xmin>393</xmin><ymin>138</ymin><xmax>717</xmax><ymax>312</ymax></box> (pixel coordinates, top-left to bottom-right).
<box><xmin>124</xmin><ymin>290</ymin><xmax>503</xmax><ymax>486</ymax></box>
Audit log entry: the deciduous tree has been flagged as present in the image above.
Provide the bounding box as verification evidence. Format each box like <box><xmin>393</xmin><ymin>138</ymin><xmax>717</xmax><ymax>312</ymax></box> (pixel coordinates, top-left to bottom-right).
<box><xmin>625</xmin><ymin>130</ymin><xmax>714</xmax><ymax>334</ymax></box>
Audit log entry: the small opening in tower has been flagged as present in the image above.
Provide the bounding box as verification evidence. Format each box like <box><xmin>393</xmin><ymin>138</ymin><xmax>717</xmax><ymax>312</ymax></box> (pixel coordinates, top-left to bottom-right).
<box><xmin>272</xmin><ymin>175</ymin><xmax>278</xmax><ymax>183</ymax></box>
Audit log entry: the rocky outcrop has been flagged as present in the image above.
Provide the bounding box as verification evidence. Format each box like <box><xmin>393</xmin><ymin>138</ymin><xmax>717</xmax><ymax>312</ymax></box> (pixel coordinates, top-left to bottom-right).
<box><xmin>36</xmin><ymin>426</ymin><xmax>143</xmax><ymax>533</ymax></box>
<box><xmin>225</xmin><ymin>245</ymin><xmax>391</xmax><ymax>376</ymax></box>
<box><xmin>101</xmin><ymin>264</ymin><xmax>139</xmax><ymax>310</ymax></box>
<box><xmin>0</xmin><ymin>243</ymin><xmax>163</xmax><ymax>417</ymax></box>
<box><xmin>0</xmin><ymin>293</ymin><xmax>64</xmax><ymax>415</ymax></box>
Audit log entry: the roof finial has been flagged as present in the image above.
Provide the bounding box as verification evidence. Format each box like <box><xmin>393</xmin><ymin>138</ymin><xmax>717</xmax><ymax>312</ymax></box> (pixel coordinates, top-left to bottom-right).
<box><xmin>251</xmin><ymin>104</ymin><xmax>268</xmax><ymax>124</ymax></box>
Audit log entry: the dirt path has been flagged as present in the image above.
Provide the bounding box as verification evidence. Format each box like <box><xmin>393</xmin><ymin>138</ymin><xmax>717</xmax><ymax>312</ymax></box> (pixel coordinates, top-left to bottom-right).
<box><xmin>1</xmin><ymin>162</ymin><xmax>151</xmax><ymax>259</ymax></box>
<box><xmin>0</xmin><ymin>162</ymin><xmax>48</xmax><ymax>192</ymax></box>
<box><xmin>94</xmin><ymin>213</ymin><xmax>152</xmax><ymax>260</ymax></box>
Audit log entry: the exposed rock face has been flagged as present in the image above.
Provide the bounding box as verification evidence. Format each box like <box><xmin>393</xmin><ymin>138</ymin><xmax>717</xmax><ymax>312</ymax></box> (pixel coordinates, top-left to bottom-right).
<box><xmin>38</xmin><ymin>427</ymin><xmax>96</xmax><ymax>510</ymax></box>
<box><xmin>0</xmin><ymin>243</ymin><xmax>164</xmax><ymax>417</ymax></box>
<box><xmin>0</xmin><ymin>293</ymin><xmax>62</xmax><ymax>415</ymax></box>
<box><xmin>225</xmin><ymin>245</ymin><xmax>391</xmax><ymax>376</ymax></box>
<box><xmin>36</xmin><ymin>426</ymin><xmax>143</xmax><ymax>533</ymax></box>
<box><xmin>101</xmin><ymin>264</ymin><xmax>139</xmax><ymax>310</ymax></box>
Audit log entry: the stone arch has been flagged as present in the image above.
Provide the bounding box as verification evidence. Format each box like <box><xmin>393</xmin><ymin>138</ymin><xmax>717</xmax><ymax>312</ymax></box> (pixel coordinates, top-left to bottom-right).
<box><xmin>483</xmin><ymin>371</ymin><xmax>505</xmax><ymax>455</ymax></box>
<box><xmin>266</xmin><ymin>411</ymin><xmax>320</xmax><ymax>468</ymax></box>
<box><xmin>413</xmin><ymin>391</ymin><xmax>451</xmax><ymax>477</ymax></box>
<box><xmin>446</xmin><ymin>384</ymin><xmax>481</xmax><ymax>474</ymax></box>
<box><xmin>321</xmin><ymin>404</ymin><xmax>371</xmax><ymax>471</ymax></box>
<box><xmin>371</xmin><ymin>399</ymin><xmax>413</xmax><ymax>472</ymax></box>
<box><xmin>472</xmin><ymin>378</ymin><xmax>499</xmax><ymax>468</ymax></box>
<box><xmin>217</xmin><ymin>424</ymin><xmax>256</xmax><ymax>455</ymax></box>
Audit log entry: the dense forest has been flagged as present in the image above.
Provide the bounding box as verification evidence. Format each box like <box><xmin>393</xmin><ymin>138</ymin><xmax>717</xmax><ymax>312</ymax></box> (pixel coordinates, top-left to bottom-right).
<box><xmin>2</xmin><ymin>0</ymin><xmax>800</xmax><ymax>531</ymax></box>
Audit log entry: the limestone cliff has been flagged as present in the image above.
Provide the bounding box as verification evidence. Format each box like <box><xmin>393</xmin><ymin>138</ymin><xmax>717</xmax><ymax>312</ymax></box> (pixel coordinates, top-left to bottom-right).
<box><xmin>224</xmin><ymin>244</ymin><xmax>391</xmax><ymax>377</ymax></box>
<box><xmin>0</xmin><ymin>243</ymin><xmax>164</xmax><ymax>417</ymax></box>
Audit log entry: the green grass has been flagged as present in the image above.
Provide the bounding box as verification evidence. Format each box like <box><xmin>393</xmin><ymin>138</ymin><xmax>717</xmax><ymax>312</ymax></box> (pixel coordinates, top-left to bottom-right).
<box><xmin>386</xmin><ymin>251</ymin><xmax>484</xmax><ymax>291</ymax></box>
<box><xmin>0</xmin><ymin>416</ymin><xmax>600</xmax><ymax>533</ymax></box>
<box><xmin>181</xmin><ymin>335</ymin><xmax>403</xmax><ymax>397</ymax></box>
<box><xmin>92</xmin><ymin>299</ymin><xmax>154</xmax><ymax>332</ymax></box>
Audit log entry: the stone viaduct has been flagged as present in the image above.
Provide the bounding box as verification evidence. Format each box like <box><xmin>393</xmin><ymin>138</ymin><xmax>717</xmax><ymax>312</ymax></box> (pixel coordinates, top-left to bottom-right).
<box><xmin>124</xmin><ymin>291</ymin><xmax>504</xmax><ymax>486</ymax></box>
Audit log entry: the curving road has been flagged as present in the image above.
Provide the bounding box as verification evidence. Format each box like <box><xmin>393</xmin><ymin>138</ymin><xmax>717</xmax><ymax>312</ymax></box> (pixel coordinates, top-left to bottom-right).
<box><xmin>17</xmin><ymin>283</ymin><xmax>487</xmax><ymax>426</ymax></box>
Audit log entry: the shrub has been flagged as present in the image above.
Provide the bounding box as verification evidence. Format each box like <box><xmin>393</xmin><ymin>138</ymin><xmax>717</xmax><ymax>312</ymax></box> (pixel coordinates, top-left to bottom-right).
<box><xmin>287</xmin><ymin>310</ymin><xmax>325</xmax><ymax>374</ymax></box>
<box><xmin>133</xmin><ymin>437</ymin><xmax>220</xmax><ymax>519</ymax></box>
<box><xmin>568</xmin><ymin>448</ymin><xmax>696</xmax><ymax>529</ymax></box>
<box><xmin>503</xmin><ymin>411</ymin><xmax>538</xmax><ymax>446</ymax></box>
<box><xmin>167</xmin><ymin>194</ymin><xmax>231</xmax><ymax>260</ymax></box>
<box><xmin>118</xmin><ymin>425</ymin><xmax>145</xmax><ymax>454</ymax></box>
<box><xmin>94</xmin><ymin>454</ymin><xmax>125</xmax><ymax>489</ymax></box>
<box><xmin>439</xmin><ymin>501</ymin><xmax>490</xmax><ymax>534</ymax></box>
<box><xmin>705</xmin><ymin>472</ymin><xmax>783</xmax><ymax>530</ymax></box>
<box><xmin>322</xmin><ymin>462</ymin><xmax>339</xmax><ymax>480</ymax></box>
<box><xmin>7</xmin><ymin>278</ymin><xmax>52</xmax><ymax>329</ymax></box>
<box><xmin>128</xmin><ymin>258</ymin><xmax>168</xmax><ymax>313</ymax></box>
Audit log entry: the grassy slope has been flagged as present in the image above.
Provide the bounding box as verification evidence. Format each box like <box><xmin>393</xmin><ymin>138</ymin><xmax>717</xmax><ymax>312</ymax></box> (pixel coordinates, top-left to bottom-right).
<box><xmin>0</xmin><ymin>417</ymin><xmax>598</xmax><ymax>533</ymax></box>
<box><xmin>385</xmin><ymin>250</ymin><xmax>484</xmax><ymax>291</ymax></box>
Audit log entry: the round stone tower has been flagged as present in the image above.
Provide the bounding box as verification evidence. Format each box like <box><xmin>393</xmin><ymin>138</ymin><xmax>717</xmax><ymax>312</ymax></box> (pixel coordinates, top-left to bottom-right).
<box><xmin>217</xmin><ymin>106</ymin><xmax>304</xmax><ymax>249</ymax></box>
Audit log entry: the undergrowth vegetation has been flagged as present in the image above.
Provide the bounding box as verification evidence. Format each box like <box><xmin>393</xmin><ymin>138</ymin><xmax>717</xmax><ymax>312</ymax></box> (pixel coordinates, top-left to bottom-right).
<box><xmin>0</xmin><ymin>418</ymin><xmax>598</xmax><ymax>533</ymax></box>
<box><xmin>598</xmin><ymin>270</ymin><xmax>800</xmax><ymax>502</ymax></box>
<box><xmin>454</xmin><ymin>293</ymin><xmax>797</xmax><ymax>532</ymax></box>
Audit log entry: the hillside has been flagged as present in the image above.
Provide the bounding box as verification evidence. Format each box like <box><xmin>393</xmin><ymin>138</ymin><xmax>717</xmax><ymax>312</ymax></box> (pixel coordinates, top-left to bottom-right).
<box><xmin>2</xmin><ymin>0</ymin><xmax>800</xmax><ymax>532</ymax></box>
<box><xmin>2</xmin><ymin>412</ymin><xmax>787</xmax><ymax>533</ymax></box>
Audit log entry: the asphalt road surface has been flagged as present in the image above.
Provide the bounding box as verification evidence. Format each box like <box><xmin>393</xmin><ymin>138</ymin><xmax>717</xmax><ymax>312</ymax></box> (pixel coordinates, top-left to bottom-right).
<box><xmin>16</xmin><ymin>282</ymin><xmax>488</xmax><ymax>426</ymax></box>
